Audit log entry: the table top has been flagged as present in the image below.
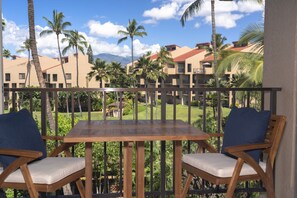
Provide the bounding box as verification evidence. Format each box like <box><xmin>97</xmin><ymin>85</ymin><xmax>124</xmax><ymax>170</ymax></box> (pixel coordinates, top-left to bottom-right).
<box><xmin>64</xmin><ymin>120</ymin><xmax>209</xmax><ymax>143</ymax></box>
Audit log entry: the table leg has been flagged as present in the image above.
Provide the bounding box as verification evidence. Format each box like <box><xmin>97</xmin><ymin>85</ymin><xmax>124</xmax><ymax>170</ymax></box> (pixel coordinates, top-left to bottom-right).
<box><xmin>124</xmin><ymin>141</ymin><xmax>133</xmax><ymax>198</ymax></box>
<box><xmin>136</xmin><ymin>141</ymin><xmax>145</xmax><ymax>198</ymax></box>
<box><xmin>85</xmin><ymin>142</ymin><xmax>93</xmax><ymax>198</ymax></box>
<box><xmin>175</xmin><ymin>140</ymin><xmax>182</xmax><ymax>198</ymax></box>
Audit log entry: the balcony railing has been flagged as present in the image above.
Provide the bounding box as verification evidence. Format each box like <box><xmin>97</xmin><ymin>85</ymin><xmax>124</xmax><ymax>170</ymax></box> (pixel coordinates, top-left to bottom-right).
<box><xmin>3</xmin><ymin>87</ymin><xmax>281</xmax><ymax>197</ymax></box>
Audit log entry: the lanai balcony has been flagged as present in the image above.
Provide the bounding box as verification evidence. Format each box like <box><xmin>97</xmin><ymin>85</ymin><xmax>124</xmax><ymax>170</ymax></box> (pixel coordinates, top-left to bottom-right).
<box><xmin>3</xmin><ymin>87</ymin><xmax>282</xmax><ymax>197</ymax></box>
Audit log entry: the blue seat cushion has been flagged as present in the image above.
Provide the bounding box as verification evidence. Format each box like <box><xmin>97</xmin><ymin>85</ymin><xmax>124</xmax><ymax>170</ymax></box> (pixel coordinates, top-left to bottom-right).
<box><xmin>0</xmin><ymin>109</ymin><xmax>47</xmax><ymax>168</ymax></box>
<box><xmin>222</xmin><ymin>107</ymin><xmax>271</xmax><ymax>162</ymax></box>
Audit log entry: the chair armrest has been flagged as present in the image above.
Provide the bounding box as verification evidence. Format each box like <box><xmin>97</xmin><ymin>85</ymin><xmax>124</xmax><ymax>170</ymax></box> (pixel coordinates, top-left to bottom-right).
<box><xmin>42</xmin><ymin>135</ymin><xmax>64</xmax><ymax>141</ymax></box>
<box><xmin>192</xmin><ymin>140</ymin><xmax>217</xmax><ymax>153</ymax></box>
<box><xmin>224</xmin><ymin>143</ymin><xmax>271</xmax><ymax>154</ymax></box>
<box><xmin>0</xmin><ymin>148</ymin><xmax>42</xmax><ymax>159</ymax></box>
<box><xmin>49</xmin><ymin>143</ymin><xmax>77</xmax><ymax>157</ymax></box>
<box><xmin>0</xmin><ymin>149</ymin><xmax>42</xmax><ymax>184</ymax></box>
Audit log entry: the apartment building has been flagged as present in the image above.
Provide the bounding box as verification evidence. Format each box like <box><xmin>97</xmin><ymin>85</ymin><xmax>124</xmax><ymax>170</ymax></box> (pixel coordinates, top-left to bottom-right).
<box><xmin>3</xmin><ymin>53</ymin><xmax>103</xmax><ymax>89</ymax></box>
<box><xmin>3</xmin><ymin>53</ymin><xmax>106</xmax><ymax>109</ymax></box>
<box><xmin>127</xmin><ymin>42</ymin><xmax>255</xmax><ymax>105</ymax></box>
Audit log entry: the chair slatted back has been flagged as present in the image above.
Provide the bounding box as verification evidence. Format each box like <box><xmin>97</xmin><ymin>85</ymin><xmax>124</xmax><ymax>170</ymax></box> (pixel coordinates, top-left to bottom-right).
<box><xmin>264</xmin><ymin>115</ymin><xmax>286</xmax><ymax>169</ymax></box>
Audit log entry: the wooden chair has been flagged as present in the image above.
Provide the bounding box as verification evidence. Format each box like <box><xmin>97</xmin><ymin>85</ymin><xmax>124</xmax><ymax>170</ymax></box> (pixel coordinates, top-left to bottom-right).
<box><xmin>0</xmin><ymin>110</ymin><xmax>85</xmax><ymax>198</ymax></box>
<box><xmin>182</xmin><ymin>115</ymin><xmax>286</xmax><ymax>198</ymax></box>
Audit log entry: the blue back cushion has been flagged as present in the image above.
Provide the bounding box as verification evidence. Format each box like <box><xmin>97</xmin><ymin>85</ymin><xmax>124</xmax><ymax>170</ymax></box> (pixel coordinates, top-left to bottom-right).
<box><xmin>0</xmin><ymin>109</ymin><xmax>47</xmax><ymax>168</ymax></box>
<box><xmin>222</xmin><ymin>107</ymin><xmax>271</xmax><ymax>162</ymax></box>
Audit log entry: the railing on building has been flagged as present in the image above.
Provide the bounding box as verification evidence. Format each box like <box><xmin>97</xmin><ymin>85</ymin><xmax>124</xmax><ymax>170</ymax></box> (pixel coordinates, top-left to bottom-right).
<box><xmin>4</xmin><ymin>87</ymin><xmax>281</xmax><ymax>197</ymax></box>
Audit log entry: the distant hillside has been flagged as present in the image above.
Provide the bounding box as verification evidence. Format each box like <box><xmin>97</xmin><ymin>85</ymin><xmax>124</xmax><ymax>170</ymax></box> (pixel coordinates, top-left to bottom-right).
<box><xmin>94</xmin><ymin>53</ymin><xmax>136</xmax><ymax>66</ymax></box>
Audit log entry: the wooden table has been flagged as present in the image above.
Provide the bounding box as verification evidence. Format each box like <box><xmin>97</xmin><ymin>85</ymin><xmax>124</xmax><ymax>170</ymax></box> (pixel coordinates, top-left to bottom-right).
<box><xmin>64</xmin><ymin>120</ymin><xmax>209</xmax><ymax>198</ymax></box>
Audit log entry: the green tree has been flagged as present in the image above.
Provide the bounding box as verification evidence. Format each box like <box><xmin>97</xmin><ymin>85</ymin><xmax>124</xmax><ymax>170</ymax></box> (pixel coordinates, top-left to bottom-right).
<box><xmin>206</xmin><ymin>33</ymin><xmax>230</xmax><ymax>57</ymax></box>
<box><xmin>217</xmin><ymin>23</ymin><xmax>264</xmax><ymax>87</ymax></box>
<box><xmin>87</xmin><ymin>59</ymin><xmax>110</xmax><ymax>88</ymax></box>
<box><xmin>40</xmin><ymin>10</ymin><xmax>71</xmax><ymax>89</ymax></box>
<box><xmin>117</xmin><ymin>19</ymin><xmax>147</xmax><ymax>69</ymax></box>
<box><xmin>27</xmin><ymin>0</ymin><xmax>54</xmax><ymax>130</ymax></box>
<box><xmin>62</xmin><ymin>30</ymin><xmax>88</xmax><ymax>87</ymax></box>
<box><xmin>16</xmin><ymin>38</ymin><xmax>32</xmax><ymax>86</ymax></box>
<box><xmin>132</xmin><ymin>53</ymin><xmax>166</xmax><ymax>119</ymax></box>
<box><xmin>3</xmin><ymin>49</ymin><xmax>11</xmax><ymax>58</ymax></box>
<box><xmin>87</xmin><ymin>44</ymin><xmax>94</xmax><ymax>64</ymax></box>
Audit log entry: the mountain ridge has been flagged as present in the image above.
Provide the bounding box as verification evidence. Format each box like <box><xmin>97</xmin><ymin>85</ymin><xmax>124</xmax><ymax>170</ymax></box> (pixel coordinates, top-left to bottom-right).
<box><xmin>94</xmin><ymin>53</ymin><xmax>135</xmax><ymax>66</ymax></box>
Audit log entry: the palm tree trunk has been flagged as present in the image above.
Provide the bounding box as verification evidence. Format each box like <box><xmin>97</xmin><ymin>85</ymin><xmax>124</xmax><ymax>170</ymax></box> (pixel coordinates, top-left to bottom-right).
<box><xmin>28</xmin><ymin>0</ymin><xmax>55</xmax><ymax>131</ymax></box>
<box><xmin>57</xmin><ymin>34</ymin><xmax>69</xmax><ymax>114</ymax></box>
<box><xmin>75</xmin><ymin>48</ymin><xmax>82</xmax><ymax>116</ymax></box>
<box><xmin>131</xmin><ymin>38</ymin><xmax>134</xmax><ymax>68</ymax></box>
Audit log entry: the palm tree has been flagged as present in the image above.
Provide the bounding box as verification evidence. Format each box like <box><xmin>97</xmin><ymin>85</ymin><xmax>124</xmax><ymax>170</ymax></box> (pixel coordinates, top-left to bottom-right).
<box><xmin>3</xmin><ymin>49</ymin><xmax>11</xmax><ymax>58</ymax></box>
<box><xmin>40</xmin><ymin>10</ymin><xmax>71</xmax><ymax>114</ymax></box>
<box><xmin>239</xmin><ymin>23</ymin><xmax>264</xmax><ymax>54</ymax></box>
<box><xmin>181</xmin><ymin>0</ymin><xmax>218</xmax><ymax>87</ymax></box>
<box><xmin>16</xmin><ymin>38</ymin><xmax>32</xmax><ymax>86</ymax></box>
<box><xmin>118</xmin><ymin>19</ymin><xmax>147</xmax><ymax>69</ymax></box>
<box><xmin>87</xmin><ymin>59</ymin><xmax>110</xmax><ymax>88</ymax></box>
<box><xmin>133</xmin><ymin>53</ymin><xmax>166</xmax><ymax>119</ymax></box>
<box><xmin>88</xmin><ymin>59</ymin><xmax>110</xmax><ymax>115</ymax></box>
<box><xmin>205</xmin><ymin>33</ymin><xmax>230</xmax><ymax>57</ymax></box>
<box><xmin>62</xmin><ymin>30</ymin><xmax>87</xmax><ymax>116</ymax></box>
<box><xmin>27</xmin><ymin>0</ymin><xmax>55</xmax><ymax>130</ymax></box>
<box><xmin>62</xmin><ymin>30</ymin><xmax>88</xmax><ymax>87</ymax></box>
<box><xmin>40</xmin><ymin>10</ymin><xmax>71</xmax><ymax>88</ymax></box>
<box><xmin>216</xmin><ymin>23</ymin><xmax>264</xmax><ymax>87</ymax></box>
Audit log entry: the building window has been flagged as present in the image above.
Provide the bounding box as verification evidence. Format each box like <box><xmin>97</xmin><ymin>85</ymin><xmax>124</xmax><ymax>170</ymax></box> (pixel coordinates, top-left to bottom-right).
<box><xmin>59</xmin><ymin>83</ymin><xmax>63</xmax><ymax>88</ymax></box>
<box><xmin>5</xmin><ymin>73</ymin><xmax>10</xmax><ymax>81</ymax></box>
<box><xmin>66</xmin><ymin>83</ymin><xmax>72</xmax><ymax>88</ymax></box>
<box><xmin>19</xmin><ymin>73</ymin><xmax>25</xmax><ymax>80</ymax></box>
<box><xmin>187</xmin><ymin>64</ymin><xmax>192</xmax><ymax>72</ymax></box>
<box><xmin>12</xmin><ymin>83</ymin><xmax>17</xmax><ymax>88</ymax></box>
<box><xmin>19</xmin><ymin>83</ymin><xmax>25</xmax><ymax>88</ymax></box>
<box><xmin>66</xmin><ymin>73</ymin><xmax>71</xmax><ymax>80</ymax></box>
<box><xmin>4</xmin><ymin>83</ymin><xmax>9</xmax><ymax>88</ymax></box>
<box><xmin>53</xmin><ymin>74</ymin><xmax>58</xmax><ymax>82</ymax></box>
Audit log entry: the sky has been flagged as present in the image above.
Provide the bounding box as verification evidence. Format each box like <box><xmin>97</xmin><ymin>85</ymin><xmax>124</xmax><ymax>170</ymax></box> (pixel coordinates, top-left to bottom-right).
<box><xmin>2</xmin><ymin>0</ymin><xmax>264</xmax><ymax>58</ymax></box>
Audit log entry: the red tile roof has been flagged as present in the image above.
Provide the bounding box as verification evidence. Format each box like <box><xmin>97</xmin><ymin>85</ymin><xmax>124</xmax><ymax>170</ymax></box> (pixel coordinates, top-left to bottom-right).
<box><xmin>229</xmin><ymin>46</ymin><xmax>249</xmax><ymax>52</ymax></box>
<box><xmin>173</xmin><ymin>49</ymin><xmax>205</xmax><ymax>62</ymax></box>
<box><xmin>150</xmin><ymin>54</ymin><xmax>158</xmax><ymax>60</ymax></box>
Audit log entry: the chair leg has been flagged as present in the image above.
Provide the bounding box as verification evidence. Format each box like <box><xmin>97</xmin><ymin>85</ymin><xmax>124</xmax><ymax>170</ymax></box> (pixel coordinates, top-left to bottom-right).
<box><xmin>263</xmin><ymin>162</ymin><xmax>275</xmax><ymax>198</ymax></box>
<box><xmin>181</xmin><ymin>173</ymin><xmax>193</xmax><ymax>198</ymax></box>
<box><xmin>20</xmin><ymin>164</ymin><xmax>39</xmax><ymax>198</ymax></box>
<box><xmin>226</xmin><ymin>158</ymin><xmax>244</xmax><ymax>198</ymax></box>
<box><xmin>76</xmin><ymin>179</ymin><xmax>85</xmax><ymax>198</ymax></box>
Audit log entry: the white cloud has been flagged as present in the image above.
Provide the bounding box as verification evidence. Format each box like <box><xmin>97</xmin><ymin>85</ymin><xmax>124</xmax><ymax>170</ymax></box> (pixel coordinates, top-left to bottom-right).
<box><xmin>143</xmin><ymin>2</ymin><xmax>179</xmax><ymax>20</ymax></box>
<box><xmin>3</xmin><ymin>19</ymin><xmax>28</xmax><ymax>49</ymax></box>
<box><xmin>237</xmin><ymin>1</ymin><xmax>264</xmax><ymax>13</ymax></box>
<box><xmin>3</xmin><ymin>17</ymin><xmax>160</xmax><ymax>59</ymax></box>
<box><xmin>87</xmin><ymin>20</ymin><xmax>125</xmax><ymax>38</ymax></box>
<box><xmin>194</xmin><ymin>22</ymin><xmax>200</xmax><ymax>29</ymax></box>
<box><xmin>143</xmin><ymin>0</ymin><xmax>264</xmax><ymax>29</ymax></box>
<box><xmin>205</xmin><ymin>13</ymin><xmax>244</xmax><ymax>29</ymax></box>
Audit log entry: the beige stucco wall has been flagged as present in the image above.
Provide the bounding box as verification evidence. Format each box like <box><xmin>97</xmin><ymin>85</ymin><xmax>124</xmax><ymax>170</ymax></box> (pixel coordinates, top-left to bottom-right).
<box><xmin>263</xmin><ymin>0</ymin><xmax>296</xmax><ymax>197</ymax></box>
<box><xmin>3</xmin><ymin>54</ymin><xmax>101</xmax><ymax>88</ymax></box>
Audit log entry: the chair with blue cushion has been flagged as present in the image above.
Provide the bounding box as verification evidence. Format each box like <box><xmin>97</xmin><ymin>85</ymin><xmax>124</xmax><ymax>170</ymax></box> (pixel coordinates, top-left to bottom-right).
<box><xmin>181</xmin><ymin>107</ymin><xmax>286</xmax><ymax>198</ymax></box>
<box><xmin>0</xmin><ymin>109</ymin><xmax>85</xmax><ymax>198</ymax></box>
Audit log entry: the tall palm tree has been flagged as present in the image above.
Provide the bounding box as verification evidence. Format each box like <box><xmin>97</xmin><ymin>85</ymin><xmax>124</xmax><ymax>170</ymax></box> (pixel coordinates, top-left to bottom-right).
<box><xmin>118</xmin><ymin>19</ymin><xmax>147</xmax><ymax>70</ymax></box>
<box><xmin>181</xmin><ymin>0</ymin><xmax>218</xmax><ymax>86</ymax></box>
<box><xmin>62</xmin><ymin>30</ymin><xmax>87</xmax><ymax>87</ymax></box>
<box><xmin>40</xmin><ymin>10</ymin><xmax>71</xmax><ymax>89</ymax></box>
<box><xmin>27</xmin><ymin>0</ymin><xmax>54</xmax><ymax>130</ymax></box>
<box><xmin>16</xmin><ymin>38</ymin><xmax>32</xmax><ymax>86</ymax></box>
